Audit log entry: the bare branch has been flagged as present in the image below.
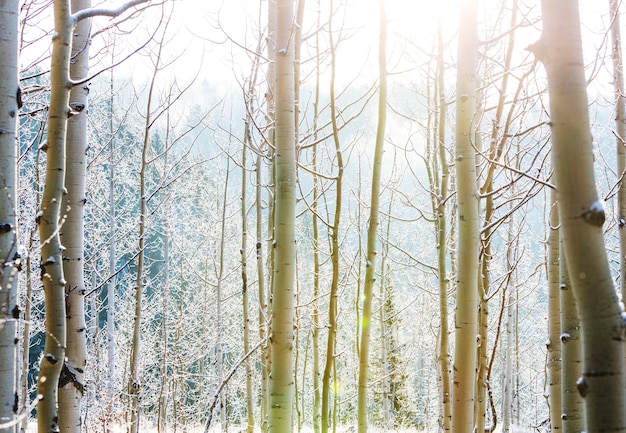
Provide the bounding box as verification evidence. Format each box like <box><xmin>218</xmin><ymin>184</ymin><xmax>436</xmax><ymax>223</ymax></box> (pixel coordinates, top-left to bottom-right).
<box><xmin>71</xmin><ymin>0</ymin><xmax>153</xmax><ymax>23</ymax></box>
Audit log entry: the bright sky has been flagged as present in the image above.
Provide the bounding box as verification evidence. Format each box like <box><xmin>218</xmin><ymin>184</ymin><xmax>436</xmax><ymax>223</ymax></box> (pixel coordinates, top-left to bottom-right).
<box><xmin>155</xmin><ymin>0</ymin><xmax>610</xmax><ymax>85</ymax></box>
<box><xmin>19</xmin><ymin>0</ymin><xmax>617</xmax><ymax>108</ymax></box>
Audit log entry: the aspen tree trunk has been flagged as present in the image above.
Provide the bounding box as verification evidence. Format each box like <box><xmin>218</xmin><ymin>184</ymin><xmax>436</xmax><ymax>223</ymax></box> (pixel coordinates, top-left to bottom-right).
<box><xmin>129</xmin><ymin>101</ymin><xmax>149</xmax><ymax>433</ymax></box>
<box><xmin>21</xmin><ymin>168</ymin><xmax>40</xmax><ymax>433</ymax></box>
<box><xmin>106</xmin><ymin>57</ymin><xmax>117</xmax><ymax>431</ymax></box>
<box><xmin>610</xmin><ymin>0</ymin><xmax>626</xmax><ymax>301</ymax></box>
<box><xmin>321</xmin><ymin>0</ymin><xmax>345</xmax><ymax>431</ymax></box>
<box><xmin>129</xmin><ymin>33</ymin><xmax>164</xmax><ymax>433</ymax></box>
<box><xmin>311</xmin><ymin>5</ymin><xmax>322</xmax><ymax>429</ymax></box>
<box><xmin>216</xmin><ymin>154</ymin><xmax>230</xmax><ymax>433</ymax></box>
<box><xmin>379</xmin><ymin>201</ymin><xmax>394</xmax><ymax>430</ymax></box>
<box><xmin>559</xmin><ymin>241</ymin><xmax>584</xmax><ymax>433</ymax></box>
<box><xmin>435</xmin><ymin>17</ymin><xmax>452</xmax><ymax>433</ymax></box>
<box><xmin>268</xmin><ymin>0</ymin><xmax>296</xmax><ymax>431</ymax></box>
<box><xmin>260</xmin><ymin>1</ymin><xmax>277</xmax><ymax>429</ymax></box>
<box><xmin>0</xmin><ymin>2</ymin><xmax>19</xmax><ymax>432</ymax></box>
<box><xmin>547</xmin><ymin>192</ymin><xmax>562</xmax><ymax>433</ymax></box>
<box><xmin>357</xmin><ymin>2</ymin><xmax>386</xmax><ymax>431</ymax></box>
<box><xmin>242</xmin><ymin>84</ymin><xmax>255</xmax><ymax>433</ymax></box>
<box><xmin>537</xmin><ymin>1</ymin><xmax>626</xmax><ymax>432</ymax></box>
<box><xmin>57</xmin><ymin>0</ymin><xmax>90</xmax><ymax>430</ymax></box>
<box><xmin>158</xmin><ymin>144</ymin><xmax>170</xmax><ymax>433</ymax></box>
<box><xmin>256</xmin><ymin>150</ymin><xmax>269</xmax><ymax>433</ymax></box>
<box><xmin>292</xmin><ymin>1</ymin><xmax>305</xmax><ymax>427</ymax></box>
<box><xmin>476</xmin><ymin>6</ymin><xmax>518</xmax><ymax>431</ymax></box>
<box><xmin>37</xmin><ymin>1</ymin><xmax>73</xmax><ymax>431</ymax></box>
<box><xmin>501</xmin><ymin>230</ymin><xmax>518</xmax><ymax>433</ymax></box>
<box><xmin>451</xmin><ymin>0</ymin><xmax>479</xmax><ymax>432</ymax></box>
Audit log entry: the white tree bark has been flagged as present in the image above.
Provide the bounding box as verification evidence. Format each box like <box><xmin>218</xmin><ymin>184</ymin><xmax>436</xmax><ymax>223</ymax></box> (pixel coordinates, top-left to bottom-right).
<box><xmin>537</xmin><ymin>1</ymin><xmax>626</xmax><ymax>431</ymax></box>
<box><xmin>0</xmin><ymin>2</ymin><xmax>20</xmax><ymax>432</ymax></box>
<box><xmin>58</xmin><ymin>0</ymin><xmax>91</xmax><ymax>431</ymax></box>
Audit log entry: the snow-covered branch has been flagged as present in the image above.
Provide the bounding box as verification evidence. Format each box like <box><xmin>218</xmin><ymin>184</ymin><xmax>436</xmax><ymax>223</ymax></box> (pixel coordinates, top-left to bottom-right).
<box><xmin>71</xmin><ymin>0</ymin><xmax>152</xmax><ymax>23</ymax></box>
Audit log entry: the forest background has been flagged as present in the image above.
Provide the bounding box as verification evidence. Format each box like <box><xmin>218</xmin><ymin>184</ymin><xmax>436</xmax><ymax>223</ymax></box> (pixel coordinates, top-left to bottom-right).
<box><xmin>0</xmin><ymin>0</ymin><xmax>625</xmax><ymax>433</ymax></box>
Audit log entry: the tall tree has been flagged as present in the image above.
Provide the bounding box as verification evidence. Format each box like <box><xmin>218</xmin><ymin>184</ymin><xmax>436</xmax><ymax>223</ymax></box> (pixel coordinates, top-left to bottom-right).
<box><xmin>434</xmin><ymin>17</ymin><xmax>452</xmax><ymax>433</ymax></box>
<box><xmin>546</xmin><ymin>191</ymin><xmax>562</xmax><ymax>433</ymax></box>
<box><xmin>0</xmin><ymin>1</ymin><xmax>20</xmax><ymax>432</ymax></box>
<box><xmin>268</xmin><ymin>0</ymin><xmax>297</xmax><ymax>431</ymax></box>
<box><xmin>58</xmin><ymin>0</ymin><xmax>91</xmax><ymax>431</ymax></box>
<box><xmin>321</xmin><ymin>0</ymin><xmax>346</xmax><ymax>431</ymax></box>
<box><xmin>535</xmin><ymin>1</ymin><xmax>626</xmax><ymax>432</ymax></box>
<box><xmin>357</xmin><ymin>1</ymin><xmax>387</xmax><ymax>431</ymax></box>
<box><xmin>35</xmin><ymin>4</ymin><xmax>151</xmax><ymax>431</ymax></box>
<box><xmin>36</xmin><ymin>2</ymin><xmax>75</xmax><ymax>430</ymax></box>
<box><xmin>451</xmin><ymin>1</ymin><xmax>479</xmax><ymax>433</ymax></box>
<box><xmin>609</xmin><ymin>0</ymin><xmax>626</xmax><ymax>303</ymax></box>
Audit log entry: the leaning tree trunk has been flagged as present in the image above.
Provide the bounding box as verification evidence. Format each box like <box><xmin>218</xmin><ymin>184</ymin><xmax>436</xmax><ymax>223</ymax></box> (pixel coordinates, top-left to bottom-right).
<box><xmin>451</xmin><ymin>0</ymin><xmax>479</xmax><ymax>432</ymax></box>
<box><xmin>535</xmin><ymin>1</ymin><xmax>626</xmax><ymax>432</ymax></box>
<box><xmin>357</xmin><ymin>2</ymin><xmax>387</xmax><ymax>432</ymax></box>
<box><xmin>0</xmin><ymin>2</ymin><xmax>19</xmax><ymax>432</ymax></box>
<box><xmin>58</xmin><ymin>0</ymin><xmax>91</xmax><ymax>431</ymax></box>
<box><xmin>268</xmin><ymin>0</ymin><xmax>297</xmax><ymax>431</ymax></box>
<box><xmin>37</xmin><ymin>1</ymin><xmax>73</xmax><ymax>431</ymax></box>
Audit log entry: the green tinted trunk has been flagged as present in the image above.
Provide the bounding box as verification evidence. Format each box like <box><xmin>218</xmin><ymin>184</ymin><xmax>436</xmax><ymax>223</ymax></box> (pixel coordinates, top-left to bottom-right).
<box><xmin>451</xmin><ymin>1</ymin><xmax>479</xmax><ymax>433</ymax></box>
<box><xmin>357</xmin><ymin>2</ymin><xmax>387</xmax><ymax>432</ymax></box>
<box><xmin>268</xmin><ymin>0</ymin><xmax>297</xmax><ymax>431</ymax></box>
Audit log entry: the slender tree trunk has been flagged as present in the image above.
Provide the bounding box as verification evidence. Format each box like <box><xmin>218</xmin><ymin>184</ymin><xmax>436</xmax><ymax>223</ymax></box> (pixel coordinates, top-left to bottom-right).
<box><xmin>379</xmin><ymin>199</ymin><xmax>394</xmax><ymax>430</ymax></box>
<box><xmin>475</xmin><ymin>6</ymin><xmax>519</xmax><ymax>431</ymax></box>
<box><xmin>256</xmin><ymin>150</ymin><xmax>269</xmax><ymax>433</ymax></box>
<box><xmin>610</xmin><ymin>0</ymin><xmax>626</xmax><ymax>302</ymax></box>
<box><xmin>261</xmin><ymin>1</ymin><xmax>276</xmax><ymax>429</ymax></box>
<box><xmin>21</xmin><ymin>155</ymin><xmax>41</xmax><ymax>433</ymax></box>
<box><xmin>268</xmin><ymin>0</ymin><xmax>297</xmax><ymax>431</ymax></box>
<box><xmin>216</xmin><ymin>153</ymin><xmax>230</xmax><ymax>433</ymax></box>
<box><xmin>311</xmin><ymin>13</ymin><xmax>322</xmax><ymax>431</ymax></box>
<box><xmin>129</xmin><ymin>38</ymin><xmax>162</xmax><ymax>433</ymax></box>
<box><xmin>128</xmin><ymin>103</ymin><xmax>148</xmax><ymax>433</ymax></box>
<box><xmin>37</xmin><ymin>2</ymin><xmax>73</xmax><ymax>431</ymax></box>
<box><xmin>242</xmin><ymin>90</ymin><xmax>255</xmax><ymax>433</ymax></box>
<box><xmin>106</xmin><ymin>58</ymin><xmax>117</xmax><ymax>432</ymax></box>
<box><xmin>357</xmin><ymin>2</ymin><xmax>387</xmax><ymax>432</ymax></box>
<box><xmin>157</xmin><ymin>223</ymin><xmax>169</xmax><ymax>433</ymax></box>
<box><xmin>559</xmin><ymin>239</ymin><xmax>584</xmax><ymax>433</ymax></box>
<box><xmin>501</xmin><ymin>233</ymin><xmax>518</xmax><ymax>433</ymax></box>
<box><xmin>158</xmin><ymin>145</ymin><xmax>170</xmax><ymax>433</ymax></box>
<box><xmin>536</xmin><ymin>1</ymin><xmax>626</xmax><ymax>431</ymax></box>
<box><xmin>293</xmin><ymin>2</ymin><xmax>305</xmax><ymax>430</ymax></box>
<box><xmin>434</xmin><ymin>17</ymin><xmax>452</xmax><ymax>433</ymax></box>
<box><xmin>451</xmin><ymin>0</ymin><xmax>479</xmax><ymax>432</ymax></box>
<box><xmin>57</xmin><ymin>0</ymin><xmax>90</xmax><ymax>430</ymax></box>
<box><xmin>0</xmin><ymin>2</ymin><xmax>19</xmax><ymax>432</ymax></box>
<box><xmin>547</xmin><ymin>192</ymin><xmax>562</xmax><ymax>433</ymax></box>
<box><xmin>310</xmin><ymin>4</ymin><xmax>324</xmax><ymax>428</ymax></box>
<box><xmin>321</xmin><ymin>0</ymin><xmax>345</xmax><ymax>431</ymax></box>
